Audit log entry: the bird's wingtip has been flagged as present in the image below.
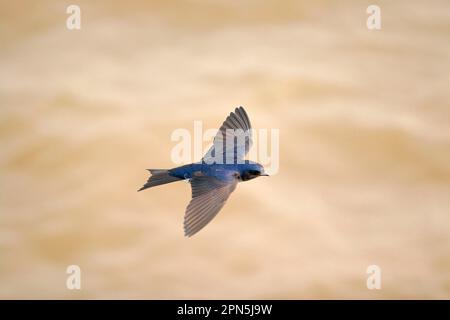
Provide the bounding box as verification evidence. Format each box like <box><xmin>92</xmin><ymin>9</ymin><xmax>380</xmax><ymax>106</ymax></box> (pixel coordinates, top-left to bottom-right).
<box><xmin>184</xmin><ymin>230</ymin><xmax>192</xmax><ymax>238</ymax></box>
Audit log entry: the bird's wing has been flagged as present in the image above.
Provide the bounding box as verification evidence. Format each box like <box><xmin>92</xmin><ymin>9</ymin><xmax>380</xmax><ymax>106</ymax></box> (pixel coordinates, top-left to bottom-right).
<box><xmin>202</xmin><ymin>106</ymin><xmax>252</xmax><ymax>164</ymax></box>
<box><xmin>184</xmin><ymin>174</ymin><xmax>238</xmax><ymax>237</ymax></box>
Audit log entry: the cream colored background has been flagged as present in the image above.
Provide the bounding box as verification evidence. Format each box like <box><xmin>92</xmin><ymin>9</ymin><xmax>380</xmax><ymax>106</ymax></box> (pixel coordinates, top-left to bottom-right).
<box><xmin>0</xmin><ymin>0</ymin><xmax>449</xmax><ymax>298</ymax></box>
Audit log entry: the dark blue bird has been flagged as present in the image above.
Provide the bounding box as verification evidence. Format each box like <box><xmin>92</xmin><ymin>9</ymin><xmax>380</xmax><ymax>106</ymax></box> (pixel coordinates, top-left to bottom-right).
<box><xmin>138</xmin><ymin>106</ymin><xmax>268</xmax><ymax>237</ymax></box>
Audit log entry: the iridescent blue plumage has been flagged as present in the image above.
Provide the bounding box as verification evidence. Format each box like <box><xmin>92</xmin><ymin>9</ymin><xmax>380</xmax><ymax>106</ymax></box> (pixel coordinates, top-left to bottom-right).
<box><xmin>169</xmin><ymin>161</ymin><xmax>266</xmax><ymax>182</ymax></box>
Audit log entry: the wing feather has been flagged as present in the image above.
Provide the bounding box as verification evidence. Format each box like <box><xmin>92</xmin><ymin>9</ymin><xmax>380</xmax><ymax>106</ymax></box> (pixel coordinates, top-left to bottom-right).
<box><xmin>202</xmin><ymin>106</ymin><xmax>253</xmax><ymax>164</ymax></box>
<box><xmin>184</xmin><ymin>175</ymin><xmax>237</xmax><ymax>237</ymax></box>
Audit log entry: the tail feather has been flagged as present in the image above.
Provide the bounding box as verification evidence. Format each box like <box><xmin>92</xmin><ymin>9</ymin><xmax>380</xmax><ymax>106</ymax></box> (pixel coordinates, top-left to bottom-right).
<box><xmin>138</xmin><ymin>169</ymin><xmax>181</xmax><ymax>192</ymax></box>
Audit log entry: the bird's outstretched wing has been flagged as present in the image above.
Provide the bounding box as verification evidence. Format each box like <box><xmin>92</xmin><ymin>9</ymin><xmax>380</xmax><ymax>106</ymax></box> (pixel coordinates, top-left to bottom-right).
<box><xmin>184</xmin><ymin>173</ymin><xmax>238</xmax><ymax>237</ymax></box>
<box><xmin>202</xmin><ymin>106</ymin><xmax>252</xmax><ymax>164</ymax></box>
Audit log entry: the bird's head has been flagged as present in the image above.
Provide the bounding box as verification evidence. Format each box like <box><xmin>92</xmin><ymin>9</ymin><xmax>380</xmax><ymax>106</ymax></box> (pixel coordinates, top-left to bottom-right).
<box><xmin>239</xmin><ymin>163</ymin><xmax>269</xmax><ymax>181</ymax></box>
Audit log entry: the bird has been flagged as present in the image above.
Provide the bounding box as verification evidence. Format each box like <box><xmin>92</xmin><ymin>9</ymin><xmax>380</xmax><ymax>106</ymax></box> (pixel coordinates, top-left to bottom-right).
<box><xmin>138</xmin><ymin>106</ymin><xmax>268</xmax><ymax>237</ymax></box>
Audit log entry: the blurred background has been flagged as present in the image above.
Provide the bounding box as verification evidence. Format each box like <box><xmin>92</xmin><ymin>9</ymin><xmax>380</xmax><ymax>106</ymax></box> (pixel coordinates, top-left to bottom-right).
<box><xmin>0</xmin><ymin>0</ymin><xmax>449</xmax><ymax>299</ymax></box>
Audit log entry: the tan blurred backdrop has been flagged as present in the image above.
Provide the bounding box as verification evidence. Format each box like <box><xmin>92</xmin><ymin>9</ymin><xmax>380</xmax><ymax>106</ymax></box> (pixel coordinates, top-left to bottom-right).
<box><xmin>0</xmin><ymin>0</ymin><xmax>449</xmax><ymax>299</ymax></box>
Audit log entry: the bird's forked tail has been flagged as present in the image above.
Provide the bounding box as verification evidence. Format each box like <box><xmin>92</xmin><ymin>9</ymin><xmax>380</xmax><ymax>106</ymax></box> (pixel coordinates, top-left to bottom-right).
<box><xmin>138</xmin><ymin>169</ymin><xmax>182</xmax><ymax>192</ymax></box>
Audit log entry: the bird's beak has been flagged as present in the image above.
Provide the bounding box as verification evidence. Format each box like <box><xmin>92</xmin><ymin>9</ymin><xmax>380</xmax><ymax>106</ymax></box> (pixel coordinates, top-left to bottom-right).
<box><xmin>260</xmin><ymin>173</ymin><xmax>269</xmax><ymax>176</ymax></box>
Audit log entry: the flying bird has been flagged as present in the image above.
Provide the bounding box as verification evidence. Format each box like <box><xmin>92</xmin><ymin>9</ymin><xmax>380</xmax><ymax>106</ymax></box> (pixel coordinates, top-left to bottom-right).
<box><xmin>138</xmin><ymin>106</ymin><xmax>268</xmax><ymax>237</ymax></box>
